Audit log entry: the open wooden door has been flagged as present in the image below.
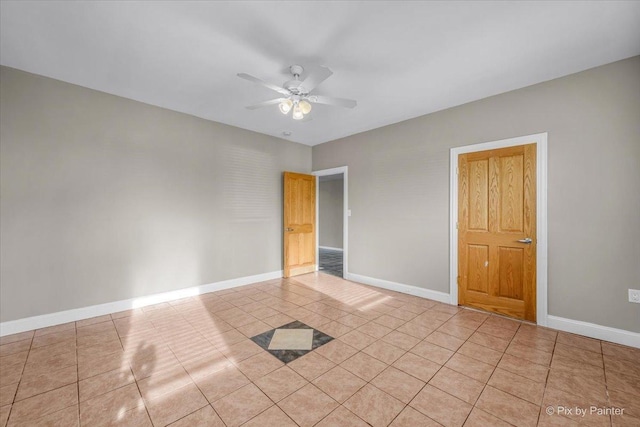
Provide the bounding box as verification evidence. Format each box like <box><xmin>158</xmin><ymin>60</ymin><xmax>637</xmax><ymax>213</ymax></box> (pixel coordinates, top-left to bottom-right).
<box><xmin>458</xmin><ymin>144</ymin><xmax>537</xmax><ymax>321</ymax></box>
<box><xmin>283</xmin><ymin>172</ymin><xmax>316</xmax><ymax>277</ymax></box>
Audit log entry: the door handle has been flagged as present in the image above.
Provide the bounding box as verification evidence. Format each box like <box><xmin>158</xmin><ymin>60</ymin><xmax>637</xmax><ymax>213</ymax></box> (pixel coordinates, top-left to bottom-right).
<box><xmin>286</xmin><ymin>228</ymin><xmax>294</xmax><ymax>232</ymax></box>
<box><xmin>517</xmin><ymin>238</ymin><xmax>533</xmax><ymax>244</ymax></box>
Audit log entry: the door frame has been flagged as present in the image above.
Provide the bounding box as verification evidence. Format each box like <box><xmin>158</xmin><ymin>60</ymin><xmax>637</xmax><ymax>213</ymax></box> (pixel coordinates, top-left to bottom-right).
<box><xmin>312</xmin><ymin>166</ymin><xmax>348</xmax><ymax>278</ymax></box>
<box><xmin>449</xmin><ymin>133</ymin><xmax>548</xmax><ymax>326</ymax></box>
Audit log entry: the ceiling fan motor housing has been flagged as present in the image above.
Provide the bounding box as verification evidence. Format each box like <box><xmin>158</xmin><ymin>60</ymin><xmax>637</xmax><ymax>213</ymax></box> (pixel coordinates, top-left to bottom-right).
<box><xmin>289</xmin><ymin>65</ymin><xmax>304</xmax><ymax>76</ymax></box>
<box><xmin>284</xmin><ymin>65</ymin><xmax>308</xmax><ymax>95</ymax></box>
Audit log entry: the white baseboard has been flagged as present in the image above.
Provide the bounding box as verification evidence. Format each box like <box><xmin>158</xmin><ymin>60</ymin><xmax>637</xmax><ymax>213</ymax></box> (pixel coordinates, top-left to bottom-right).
<box><xmin>344</xmin><ymin>273</ymin><xmax>639</xmax><ymax>349</ymax></box>
<box><xmin>547</xmin><ymin>315</ymin><xmax>640</xmax><ymax>349</ymax></box>
<box><xmin>345</xmin><ymin>272</ymin><xmax>451</xmax><ymax>304</ymax></box>
<box><xmin>5</xmin><ymin>271</ymin><xmax>636</xmax><ymax>350</ymax></box>
<box><xmin>0</xmin><ymin>270</ymin><xmax>283</xmax><ymax>337</ymax></box>
<box><xmin>319</xmin><ymin>246</ymin><xmax>344</xmax><ymax>252</ymax></box>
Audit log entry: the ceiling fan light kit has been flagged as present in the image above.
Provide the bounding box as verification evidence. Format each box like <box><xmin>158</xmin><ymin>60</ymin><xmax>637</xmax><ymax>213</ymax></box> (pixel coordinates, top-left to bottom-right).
<box><xmin>292</xmin><ymin>103</ymin><xmax>304</xmax><ymax>120</ymax></box>
<box><xmin>279</xmin><ymin>98</ymin><xmax>293</xmax><ymax>114</ymax></box>
<box><xmin>299</xmin><ymin>100</ymin><xmax>312</xmax><ymax>114</ymax></box>
<box><xmin>238</xmin><ymin>64</ymin><xmax>357</xmax><ymax>121</ymax></box>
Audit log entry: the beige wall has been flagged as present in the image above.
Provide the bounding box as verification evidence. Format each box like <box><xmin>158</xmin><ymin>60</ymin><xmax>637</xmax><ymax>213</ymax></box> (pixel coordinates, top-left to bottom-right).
<box><xmin>0</xmin><ymin>66</ymin><xmax>311</xmax><ymax>322</ymax></box>
<box><xmin>319</xmin><ymin>178</ymin><xmax>344</xmax><ymax>249</ymax></box>
<box><xmin>3</xmin><ymin>57</ymin><xmax>639</xmax><ymax>332</ymax></box>
<box><xmin>313</xmin><ymin>56</ymin><xmax>640</xmax><ymax>332</ymax></box>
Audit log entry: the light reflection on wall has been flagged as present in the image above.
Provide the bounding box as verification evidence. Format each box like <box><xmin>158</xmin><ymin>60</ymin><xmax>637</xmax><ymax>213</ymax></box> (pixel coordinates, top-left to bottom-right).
<box><xmin>221</xmin><ymin>144</ymin><xmax>278</xmax><ymax>223</ymax></box>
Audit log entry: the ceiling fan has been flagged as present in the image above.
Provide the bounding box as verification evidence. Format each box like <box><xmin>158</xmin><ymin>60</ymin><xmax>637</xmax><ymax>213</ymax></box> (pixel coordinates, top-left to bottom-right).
<box><xmin>238</xmin><ymin>65</ymin><xmax>357</xmax><ymax>120</ymax></box>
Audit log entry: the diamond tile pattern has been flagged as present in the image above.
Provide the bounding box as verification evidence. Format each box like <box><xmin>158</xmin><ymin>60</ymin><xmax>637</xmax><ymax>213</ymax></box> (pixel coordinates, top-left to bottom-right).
<box><xmin>0</xmin><ymin>273</ymin><xmax>638</xmax><ymax>426</ymax></box>
<box><xmin>251</xmin><ymin>320</ymin><xmax>334</xmax><ymax>363</ymax></box>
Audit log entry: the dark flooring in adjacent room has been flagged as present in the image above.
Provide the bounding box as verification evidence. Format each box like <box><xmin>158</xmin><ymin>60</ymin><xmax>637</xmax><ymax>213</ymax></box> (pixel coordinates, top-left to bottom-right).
<box><xmin>319</xmin><ymin>248</ymin><xmax>343</xmax><ymax>278</ymax></box>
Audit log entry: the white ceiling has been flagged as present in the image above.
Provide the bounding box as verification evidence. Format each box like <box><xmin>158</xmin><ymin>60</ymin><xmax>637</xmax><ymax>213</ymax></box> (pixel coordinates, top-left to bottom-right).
<box><xmin>1</xmin><ymin>1</ymin><xmax>639</xmax><ymax>146</ymax></box>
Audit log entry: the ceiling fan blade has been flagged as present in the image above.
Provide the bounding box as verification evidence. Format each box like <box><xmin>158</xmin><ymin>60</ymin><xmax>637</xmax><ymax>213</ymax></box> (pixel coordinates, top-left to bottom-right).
<box><xmin>309</xmin><ymin>95</ymin><xmax>357</xmax><ymax>109</ymax></box>
<box><xmin>245</xmin><ymin>98</ymin><xmax>286</xmax><ymax>110</ymax></box>
<box><xmin>300</xmin><ymin>66</ymin><xmax>333</xmax><ymax>93</ymax></box>
<box><xmin>237</xmin><ymin>73</ymin><xmax>290</xmax><ymax>96</ymax></box>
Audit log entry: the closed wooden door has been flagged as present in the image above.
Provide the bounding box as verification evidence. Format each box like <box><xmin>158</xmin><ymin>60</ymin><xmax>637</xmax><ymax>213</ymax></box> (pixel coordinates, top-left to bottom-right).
<box><xmin>458</xmin><ymin>144</ymin><xmax>537</xmax><ymax>321</ymax></box>
<box><xmin>283</xmin><ymin>172</ymin><xmax>316</xmax><ymax>277</ymax></box>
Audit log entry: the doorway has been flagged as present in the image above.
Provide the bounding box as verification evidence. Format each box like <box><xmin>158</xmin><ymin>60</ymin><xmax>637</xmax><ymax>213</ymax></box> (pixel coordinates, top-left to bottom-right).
<box><xmin>313</xmin><ymin>167</ymin><xmax>348</xmax><ymax>278</ymax></box>
<box><xmin>450</xmin><ymin>133</ymin><xmax>548</xmax><ymax>325</ymax></box>
<box><xmin>459</xmin><ymin>143</ymin><xmax>537</xmax><ymax>321</ymax></box>
<box><xmin>283</xmin><ymin>172</ymin><xmax>317</xmax><ymax>278</ymax></box>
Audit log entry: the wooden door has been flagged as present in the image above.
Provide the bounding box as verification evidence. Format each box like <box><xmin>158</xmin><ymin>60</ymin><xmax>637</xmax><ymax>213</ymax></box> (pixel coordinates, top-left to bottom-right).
<box><xmin>283</xmin><ymin>172</ymin><xmax>316</xmax><ymax>277</ymax></box>
<box><xmin>458</xmin><ymin>144</ymin><xmax>537</xmax><ymax>321</ymax></box>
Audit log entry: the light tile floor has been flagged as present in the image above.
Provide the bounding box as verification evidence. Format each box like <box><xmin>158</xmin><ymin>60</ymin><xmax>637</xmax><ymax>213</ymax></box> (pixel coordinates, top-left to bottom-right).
<box><xmin>0</xmin><ymin>273</ymin><xmax>638</xmax><ymax>427</ymax></box>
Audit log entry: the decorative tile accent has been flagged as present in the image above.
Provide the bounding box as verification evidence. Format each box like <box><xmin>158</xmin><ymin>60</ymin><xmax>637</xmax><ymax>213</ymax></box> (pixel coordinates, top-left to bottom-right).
<box><xmin>251</xmin><ymin>321</ymin><xmax>333</xmax><ymax>363</ymax></box>
<box><xmin>269</xmin><ymin>329</ymin><xmax>314</xmax><ymax>350</ymax></box>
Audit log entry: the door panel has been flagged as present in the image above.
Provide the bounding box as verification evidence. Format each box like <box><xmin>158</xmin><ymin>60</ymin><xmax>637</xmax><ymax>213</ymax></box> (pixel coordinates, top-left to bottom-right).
<box><xmin>468</xmin><ymin>159</ymin><xmax>489</xmax><ymax>231</ymax></box>
<box><xmin>467</xmin><ymin>245</ymin><xmax>489</xmax><ymax>293</ymax></box>
<box><xmin>283</xmin><ymin>172</ymin><xmax>316</xmax><ymax>277</ymax></box>
<box><xmin>498</xmin><ymin>247</ymin><xmax>524</xmax><ymax>299</ymax></box>
<box><xmin>499</xmin><ymin>154</ymin><xmax>524</xmax><ymax>231</ymax></box>
<box><xmin>458</xmin><ymin>144</ymin><xmax>536</xmax><ymax>321</ymax></box>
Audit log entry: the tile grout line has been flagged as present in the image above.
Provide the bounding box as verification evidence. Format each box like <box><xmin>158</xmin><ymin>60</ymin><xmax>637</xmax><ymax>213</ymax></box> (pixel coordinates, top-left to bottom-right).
<box><xmin>75</xmin><ymin>321</ymin><xmax>81</xmax><ymax>425</ymax></box>
<box><xmin>326</xmin><ymin>303</ymin><xmax>491</xmax><ymax>425</ymax></box>
<box><xmin>2</xmin><ymin>277</ymin><xmax>637</xmax><ymax>427</ymax></box>
<box><xmin>349</xmin><ymin>308</ymin><xmax>547</xmax><ymax>426</ymax></box>
<box><xmin>537</xmin><ymin>333</ymin><xmax>557</xmax><ymax>426</ymax></box>
<box><xmin>3</xmin><ymin>332</ymin><xmax>34</xmax><ymax>426</ymax></box>
<box><xmin>174</xmin><ymin>301</ymin><xmax>240</xmax><ymax>426</ymax></box>
<box><xmin>383</xmin><ymin>308</ymin><xmax>491</xmax><ymax>426</ymax></box>
<box><xmin>182</xmin><ymin>298</ymin><xmax>612</xmax><ymax>427</ymax></box>
<box><xmin>114</xmin><ymin>314</ymin><xmax>156</xmax><ymax>427</ymax></box>
<box><xmin>285</xmin><ymin>302</ymin><xmax>466</xmax><ymax>426</ymax></box>
<box><xmin>461</xmin><ymin>318</ymin><xmax>521</xmax><ymax>427</ymax></box>
<box><xmin>335</xmin><ymin>299</ymin><xmax>484</xmax><ymax>424</ymax></box>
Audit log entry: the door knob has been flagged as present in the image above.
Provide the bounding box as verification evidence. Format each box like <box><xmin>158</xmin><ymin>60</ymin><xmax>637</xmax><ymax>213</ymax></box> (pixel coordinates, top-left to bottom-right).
<box><xmin>517</xmin><ymin>238</ymin><xmax>532</xmax><ymax>244</ymax></box>
<box><xmin>286</xmin><ymin>228</ymin><xmax>294</xmax><ymax>232</ymax></box>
